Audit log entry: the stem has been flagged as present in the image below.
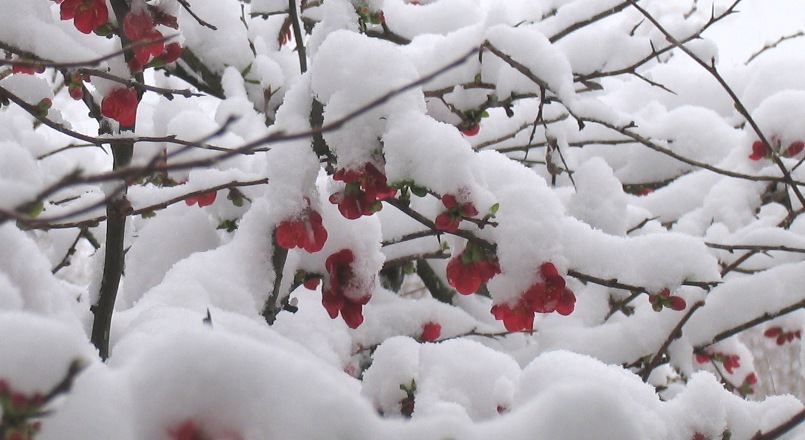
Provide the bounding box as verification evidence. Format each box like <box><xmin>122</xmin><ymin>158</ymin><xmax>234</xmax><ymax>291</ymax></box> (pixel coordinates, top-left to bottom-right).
<box><xmin>416</xmin><ymin>260</ymin><xmax>455</xmax><ymax>304</ymax></box>
<box><xmin>90</xmin><ymin>0</ymin><xmax>136</xmax><ymax>360</ymax></box>
<box><xmin>90</xmin><ymin>142</ymin><xmax>132</xmax><ymax>360</ymax></box>
<box><xmin>262</xmin><ymin>232</ymin><xmax>288</xmax><ymax>324</ymax></box>
<box><xmin>288</xmin><ymin>0</ymin><xmax>307</xmax><ymax>73</ymax></box>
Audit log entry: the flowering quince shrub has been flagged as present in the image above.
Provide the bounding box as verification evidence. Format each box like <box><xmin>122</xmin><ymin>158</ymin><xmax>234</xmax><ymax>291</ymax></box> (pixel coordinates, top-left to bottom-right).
<box><xmin>4</xmin><ymin>0</ymin><xmax>805</xmax><ymax>439</ymax></box>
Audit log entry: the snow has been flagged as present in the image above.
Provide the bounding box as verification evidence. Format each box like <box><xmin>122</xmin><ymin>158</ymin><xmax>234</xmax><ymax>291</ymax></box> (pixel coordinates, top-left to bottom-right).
<box><xmin>3</xmin><ymin>0</ymin><xmax>805</xmax><ymax>438</ymax></box>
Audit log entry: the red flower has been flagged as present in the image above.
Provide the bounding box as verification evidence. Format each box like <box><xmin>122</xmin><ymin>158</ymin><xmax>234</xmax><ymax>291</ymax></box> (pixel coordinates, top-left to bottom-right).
<box><xmin>745</xmin><ymin>372</ymin><xmax>758</xmax><ymax>385</ymax></box>
<box><xmin>434</xmin><ymin>194</ymin><xmax>479</xmax><ymax>233</ymax></box>
<box><xmin>525</xmin><ymin>262</ymin><xmax>577</xmax><ymax>315</ymax></box>
<box><xmin>749</xmin><ymin>140</ymin><xmax>770</xmax><ymax>161</ymax></box>
<box><xmin>101</xmin><ymin>87</ymin><xmax>138</xmax><ymax>126</ymax></box>
<box><xmin>446</xmin><ymin>243</ymin><xmax>500</xmax><ymax>295</ymax></box>
<box><xmin>329</xmin><ymin>184</ymin><xmax>377</xmax><ymax>219</ymax></box>
<box><xmin>694</xmin><ymin>352</ymin><xmax>710</xmax><ymax>363</ymax></box>
<box><xmin>420</xmin><ymin>322</ymin><xmax>441</xmax><ymax>341</ymax></box>
<box><xmin>163</xmin><ymin>42</ymin><xmax>183</xmax><ymax>64</ymax></box>
<box><xmin>784</xmin><ymin>141</ymin><xmax>804</xmax><ymax>157</ymax></box>
<box><xmin>59</xmin><ymin>0</ymin><xmax>108</xmax><ymax>34</ymax></box>
<box><xmin>461</xmin><ymin>124</ymin><xmax>480</xmax><ymax>136</ymax></box>
<box><xmin>322</xmin><ymin>249</ymin><xmax>371</xmax><ymax>328</ymax></box>
<box><xmin>185</xmin><ymin>191</ymin><xmax>217</xmax><ymax>207</ymax></box>
<box><xmin>648</xmin><ymin>288</ymin><xmax>686</xmax><ymax>312</ymax></box>
<box><xmin>722</xmin><ymin>354</ymin><xmax>740</xmax><ymax>374</ymax></box>
<box><xmin>123</xmin><ymin>10</ymin><xmax>165</xmax><ymax>66</ymax></box>
<box><xmin>764</xmin><ymin>326</ymin><xmax>801</xmax><ymax>345</ymax></box>
<box><xmin>275</xmin><ymin>210</ymin><xmax>328</xmax><ymax>253</ymax></box>
<box><xmin>303</xmin><ymin>277</ymin><xmax>321</xmax><ymax>290</ymax></box>
<box><xmin>329</xmin><ymin>163</ymin><xmax>396</xmax><ymax>219</ymax></box>
<box><xmin>491</xmin><ymin>262</ymin><xmax>576</xmax><ymax>331</ymax></box>
<box><xmin>491</xmin><ymin>301</ymin><xmax>536</xmax><ymax>332</ymax></box>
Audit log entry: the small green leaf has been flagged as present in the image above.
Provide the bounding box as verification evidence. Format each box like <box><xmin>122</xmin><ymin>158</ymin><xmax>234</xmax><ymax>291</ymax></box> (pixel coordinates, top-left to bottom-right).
<box><xmin>26</xmin><ymin>201</ymin><xmax>44</xmax><ymax>218</ymax></box>
<box><xmin>488</xmin><ymin>203</ymin><xmax>499</xmax><ymax>217</ymax></box>
<box><xmin>217</xmin><ymin>219</ymin><xmax>239</xmax><ymax>232</ymax></box>
<box><xmin>241</xmin><ymin>62</ymin><xmax>253</xmax><ymax>77</ymax></box>
<box><xmin>410</xmin><ymin>185</ymin><xmax>428</xmax><ymax>197</ymax></box>
<box><xmin>140</xmin><ymin>210</ymin><xmax>157</xmax><ymax>219</ymax></box>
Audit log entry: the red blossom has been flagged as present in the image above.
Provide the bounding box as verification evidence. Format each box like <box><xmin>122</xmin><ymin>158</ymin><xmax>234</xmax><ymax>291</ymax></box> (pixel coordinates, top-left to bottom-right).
<box><xmin>461</xmin><ymin>124</ymin><xmax>480</xmax><ymax>136</ymax></box>
<box><xmin>745</xmin><ymin>372</ymin><xmax>758</xmax><ymax>385</ymax></box>
<box><xmin>764</xmin><ymin>326</ymin><xmax>801</xmax><ymax>346</ymax></box>
<box><xmin>446</xmin><ymin>244</ymin><xmax>500</xmax><ymax>295</ymax></box>
<box><xmin>785</xmin><ymin>141</ymin><xmax>804</xmax><ymax>157</ymax></box>
<box><xmin>101</xmin><ymin>87</ymin><xmax>138</xmax><ymax>126</ymax></box>
<box><xmin>163</xmin><ymin>42</ymin><xmax>183</xmax><ymax>64</ymax></box>
<box><xmin>185</xmin><ymin>191</ymin><xmax>217</xmax><ymax>207</ymax></box>
<box><xmin>59</xmin><ymin>0</ymin><xmax>108</xmax><ymax>34</ymax></box>
<box><xmin>434</xmin><ymin>194</ymin><xmax>478</xmax><ymax>233</ymax></box>
<box><xmin>275</xmin><ymin>210</ymin><xmax>328</xmax><ymax>253</ymax></box>
<box><xmin>420</xmin><ymin>322</ymin><xmax>442</xmax><ymax>341</ymax></box>
<box><xmin>722</xmin><ymin>354</ymin><xmax>740</xmax><ymax>374</ymax></box>
<box><xmin>329</xmin><ymin>163</ymin><xmax>396</xmax><ymax>219</ymax></box>
<box><xmin>303</xmin><ymin>277</ymin><xmax>321</xmax><ymax>290</ymax></box>
<box><xmin>322</xmin><ymin>249</ymin><xmax>371</xmax><ymax>328</ymax></box>
<box><xmin>649</xmin><ymin>288</ymin><xmax>686</xmax><ymax>312</ymax></box>
<box><xmin>491</xmin><ymin>262</ymin><xmax>576</xmax><ymax>331</ymax></box>
<box><xmin>749</xmin><ymin>140</ymin><xmax>770</xmax><ymax>161</ymax></box>
<box><xmin>123</xmin><ymin>10</ymin><xmax>165</xmax><ymax>66</ymax></box>
<box><xmin>491</xmin><ymin>300</ymin><xmax>536</xmax><ymax>332</ymax></box>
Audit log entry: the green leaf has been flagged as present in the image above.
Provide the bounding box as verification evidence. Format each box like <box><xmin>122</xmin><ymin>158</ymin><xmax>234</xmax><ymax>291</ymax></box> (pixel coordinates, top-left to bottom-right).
<box><xmin>26</xmin><ymin>201</ymin><xmax>44</xmax><ymax>218</ymax></box>
<box><xmin>410</xmin><ymin>185</ymin><xmax>428</xmax><ymax>197</ymax></box>
<box><xmin>217</xmin><ymin>219</ymin><xmax>239</xmax><ymax>232</ymax></box>
<box><xmin>488</xmin><ymin>203</ymin><xmax>499</xmax><ymax>217</ymax></box>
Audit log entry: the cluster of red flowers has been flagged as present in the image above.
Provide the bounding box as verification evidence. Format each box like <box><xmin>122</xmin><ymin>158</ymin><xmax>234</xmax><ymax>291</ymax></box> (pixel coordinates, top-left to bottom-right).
<box><xmin>434</xmin><ymin>194</ymin><xmax>478</xmax><ymax>233</ymax></box>
<box><xmin>322</xmin><ymin>249</ymin><xmax>371</xmax><ymax>329</ymax></box>
<box><xmin>0</xmin><ymin>379</ymin><xmax>44</xmax><ymax>440</ymax></box>
<box><xmin>275</xmin><ymin>209</ymin><xmax>328</xmax><ymax>253</ymax></box>
<box><xmin>491</xmin><ymin>262</ymin><xmax>576</xmax><ymax>332</ymax></box>
<box><xmin>648</xmin><ymin>288</ymin><xmax>686</xmax><ymax>312</ymax></box>
<box><xmin>169</xmin><ymin>419</ymin><xmax>242</xmax><ymax>440</ymax></box>
<box><xmin>763</xmin><ymin>326</ymin><xmax>802</xmax><ymax>346</ymax></box>
<box><xmin>749</xmin><ymin>138</ymin><xmax>804</xmax><ymax>161</ymax></box>
<box><xmin>329</xmin><ymin>163</ymin><xmax>397</xmax><ymax>219</ymax></box>
<box><xmin>123</xmin><ymin>8</ymin><xmax>182</xmax><ymax>72</ymax></box>
<box><xmin>56</xmin><ymin>0</ymin><xmax>108</xmax><ymax>34</ymax></box>
<box><xmin>695</xmin><ymin>350</ymin><xmax>741</xmax><ymax>374</ymax></box>
<box><xmin>185</xmin><ymin>191</ymin><xmax>218</xmax><ymax>207</ymax></box>
<box><xmin>446</xmin><ymin>242</ymin><xmax>500</xmax><ymax>295</ymax></box>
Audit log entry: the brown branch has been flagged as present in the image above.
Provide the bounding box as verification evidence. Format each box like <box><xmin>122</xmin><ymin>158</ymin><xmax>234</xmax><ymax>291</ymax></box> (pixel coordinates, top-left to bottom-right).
<box><xmin>176</xmin><ymin>0</ymin><xmax>218</xmax><ymax>30</ymax></box>
<box><xmin>639</xmin><ymin>301</ymin><xmax>705</xmax><ymax>381</ymax></box>
<box><xmin>700</xmin><ymin>298</ymin><xmax>805</xmax><ymax>348</ymax></box>
<box><xmin>752</xmin><ymin>407</ymin><xmax>805</xmax><ymax>440</ymax></box>
<box><xmin>625</xmin><ymin>0</ymin><xmax>805</xmax><ymax>210</ymax></box>
<box><xmin>745</xmin><ymin>31</ymin><xmax>805</xmax><ymax>65</ymax></box>
<box><xmin>20</xmin><ymin>178</ymin><xmax>268</xmax><ymax>230</ymax></box>
<box><xmin>549</xmin><ymin>1</ymin><xmax>632</xmax><ymax>43</ymax></box>
<box><xmin>288</xmin><ymin>0</ymin><xmax>307</xmax><ymax>73</ymax></box>
<box><xmin>383</xmin><ymin>198</ymin><xmax>496</xmax><ymax>251</ymax></box>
